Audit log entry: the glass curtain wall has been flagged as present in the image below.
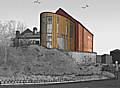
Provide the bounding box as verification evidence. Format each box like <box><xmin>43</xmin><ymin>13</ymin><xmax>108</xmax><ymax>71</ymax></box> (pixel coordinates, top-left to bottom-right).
<box><xmin>41</xmin><ymin>13</ymin><xmax>76</xmax><ymax>51</ymax></box>
<box><xmin>46</xmin><ymin>16</ymin><xmax>52</xmax><ymax>48</ymax></box>
<box><xmin>57</xmin><ymin>16</ymin><xmax>65</xmax><ymax>50</ymax></box>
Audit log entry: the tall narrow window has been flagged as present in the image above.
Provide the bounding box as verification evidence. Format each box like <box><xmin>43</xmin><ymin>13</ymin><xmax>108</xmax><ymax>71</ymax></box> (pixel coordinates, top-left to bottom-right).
<box><xmin>47</xmin><ymin>16</ymin><xmax>52</xmax><ymax>33</ymax></box>
<box><xmin>47</xmin><ymin>42</ymin><xmax>52</xmax><ymax>48</ymax></box>
<box><xmin>56</xmin><ymin>16</ymin><xmax>59</xmax><ymax>33</ymax></box>
<box><xmin>66</xmin><ymin>19</ymin><xmax>68</xmax><ymax>35</ymax></box>
<box><xmin>70</xmin><ymin>22</ymin><xmax>73</xmax><ymax>38</ymax></box>
<box><xmin>65</xmin><ymin>19</ymin><xmax>68</xmax><ymax>49</ymax></box>
<box><xmin>70</xmin><ymin>22</ymin><xmax>75</xmax><ymax>50</ymax></box>
<box><xmin>46</xmin><ymin>34</ymin><xmax>52</xmax><ymax>41</ymax></box>
<box><xmin>46</xmin><ymin>16</ymin><xmax>52</xmax><ymax>48</ymax></box>
<box><xmin>57</xmin><ymin>37</ymin><xmax>64</xmax><ymax>49</ymax></box>
<box><xmin>47</xmin><ymin>16</ymin><xmax>52</xmax><ymax>24</ymax></box>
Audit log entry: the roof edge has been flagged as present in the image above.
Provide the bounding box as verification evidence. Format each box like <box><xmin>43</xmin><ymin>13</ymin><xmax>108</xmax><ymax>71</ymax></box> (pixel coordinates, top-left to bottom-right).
<box><xmin>56</xmin><ymin>8</ymin><xmax>93</xmax><ymax>35</ymax></box>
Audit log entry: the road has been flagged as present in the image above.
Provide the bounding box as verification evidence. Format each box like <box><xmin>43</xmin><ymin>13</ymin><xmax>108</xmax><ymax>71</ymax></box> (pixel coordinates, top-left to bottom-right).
<box><xmin>0</xmin><ymin>73</ymin><xmax>120</xmax><ymax>88</ymax></box>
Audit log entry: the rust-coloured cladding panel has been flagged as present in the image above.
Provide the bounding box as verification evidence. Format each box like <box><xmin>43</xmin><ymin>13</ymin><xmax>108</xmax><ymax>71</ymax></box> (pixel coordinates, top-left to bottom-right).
<box><xmin>67</xmin><ymin>19</ymin><xmax>70</xmax><ymax>50</ymax></box>
<box><xmin>87</xmin><ymin>31</ymin><xmax>93</xmax><ymax>52</ymax></box>
<box><xmin>75</xmin><ymin>22</ymin><xmax>78</xmax><ymax>51</ymax></box>
<box><xmin>41</xmin><ymin>34</ymin><xmax>47</xmax><ymax>47</ymax></box>
<box><xmin>56</xmin><ymin>8</ymin><xmax>93</xmax><ymax>52</ymax></box>
<box><xmin>59</xmin><ymin>15</ymin><xmax>62</xmax><ymax>35</ymax></box>
<box><xmin>40</xmin><ymin>9</ymin><xmax>93</xmax><ymax>52</ymax></box>
<box><xmin>83</xmin><ymin>29</ymin><xmax>88</xmax><ymax>52</ymax></box>
<box><xmin>53</xmin><ymin>14</ymin><xmax>56</xmax><ymax>48</ymax></box>
<box><xmin>72</xmin><ymin>23</ymin><xmax>76</xmax><ymax>51</ymax></box>
<box><xmin>40</xmin><ymin>13</ymin><xmax>47</xmax><ymax>47</ymax></box>
<box><xmin>76</xmin><ymin>23</ymin><xmax>84</xmax><ymax>52</ymax></box>
<box><xmin>83</xmin><ymin>28</ymin><xmax>93</xmax><ymax>52</ymax></box>
<box><xmin>56</xmin><ymin>8</ymin><xmax>76</xmax><ymax>23</ymax></box>
<box><xmin>56</xmin><ymin>9</ymin><xmax>77</xmax><ymax>51</ymax></box>
<box><xmin>40</xmin><ymin>12</ymin><xmax>76</xmax><ymax>51</ymax></box>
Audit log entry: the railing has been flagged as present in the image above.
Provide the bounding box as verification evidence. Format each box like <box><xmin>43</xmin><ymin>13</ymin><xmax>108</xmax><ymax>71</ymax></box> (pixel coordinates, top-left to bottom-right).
<box><xmin>0</xmin><ymin>75</ymin><xmax>108</xmax><ymax>85</ymax></box>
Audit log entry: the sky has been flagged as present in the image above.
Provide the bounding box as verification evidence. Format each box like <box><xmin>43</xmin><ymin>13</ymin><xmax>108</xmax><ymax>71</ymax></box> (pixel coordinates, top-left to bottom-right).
<box><xmin>0</xmin><ymin>0</ymin><xmax>120</xmax><ymax>55</ymax></box>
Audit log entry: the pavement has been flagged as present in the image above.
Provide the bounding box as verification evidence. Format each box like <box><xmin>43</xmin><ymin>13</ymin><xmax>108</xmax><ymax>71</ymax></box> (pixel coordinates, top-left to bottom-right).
<box><xmin>0</xmin><ymin>72</ymin><xmax>119</xmax><ymax>88</ymax></box>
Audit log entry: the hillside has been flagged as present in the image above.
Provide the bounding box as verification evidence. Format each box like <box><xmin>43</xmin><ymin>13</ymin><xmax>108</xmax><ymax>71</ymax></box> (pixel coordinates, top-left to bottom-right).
<box><xmin>0</xmin><ymin>45</ymin><xmax>111</xmax><ymax>80</ymax></box>
<box><xmin>0</xmin><ymin>45</ymin><xmax>80</xmax><ymax>77</ymax></box>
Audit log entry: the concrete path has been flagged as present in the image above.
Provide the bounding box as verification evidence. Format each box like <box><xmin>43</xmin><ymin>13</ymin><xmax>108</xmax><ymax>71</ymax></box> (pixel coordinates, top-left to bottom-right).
<box><xmin>0</xmin><ymin>72</ymin><xmax>119</xmax><ymax>88</ymax></box>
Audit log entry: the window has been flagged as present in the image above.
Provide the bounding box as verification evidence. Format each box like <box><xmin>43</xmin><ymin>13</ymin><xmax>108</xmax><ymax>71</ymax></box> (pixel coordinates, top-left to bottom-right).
<box><xmin>35</xmin><ymin>41</ymin><xmax>39</xmax><ymax>44</ymax></box>
<box><xmin>65</xmin><ymin>38</ymin><xmax>68</xmax><ymax>49</ymax></box>
<box><xmin>57</xmin><ymin>35</ymin><xmax>64</xmax><ymax>49</ymax></box>
<box><xmin>47</xmin><ymin>16</ymin><xmax>52</xmax><ymax>34</ymax></box>
<box><xmin>47</xmin><ymin>41</ymin><xmax>52</xmax><ymax>48</ymax></box>
<box><xmin>65</xmin><ymin>20</ymin><xmax>68</xmax><ymax>35</ymax></box>
<box><xmin>46</xmin><ymin>36</ymin><xmax>52</xmax><ymax>41</ymax></box>
<box><xmin>46</xmin><ymin>33</ymin><xmax>52</xmax><ymax>41</ymax></box>
<box><xmin>42</xmin><ymin>16</ymin><xmax>46</xmax><ymax>23</ymax></box>
<box><xmin>56</xmin><ymin>24</ymin><xmax>59</xmax><ymax>34</ymax></box>
<box><xmin>56</xmin><ymin>16</ymin><xmax>59</xmax><ymax>33</ymax></box>
<box><xmin>47</xmin><ymin>16</ymin><xmax>52</xmax><ymax>24</ymax></box>
<box><xmin>57</xmin><ymin>38</ymin><xmax>64</xmax><ymax>49</ymax></box>
<box><xmin>70</xmin><ymin>38</ymin><xmax>73</xmax><ymax>50</ymax></box>
<box><xmin>57</xmin><ymin>16</ymin><xmax>59</xmax><ymax>24</ymax></box>
<box><xmin>47</xmin><ymin>24</ymin><xmax>52</xmax><ymax>33</ymax></box>
<box><xmin>70</xmin><ymin>22</ymin><xmax>73</xmax><ymax>38</ymax></box>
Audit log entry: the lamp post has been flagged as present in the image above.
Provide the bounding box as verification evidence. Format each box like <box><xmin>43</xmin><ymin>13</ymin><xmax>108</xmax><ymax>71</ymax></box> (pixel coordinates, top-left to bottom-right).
<box><xmin>115</xmin><ymin>61</ymin><xmax>119</xmax><ymax>79</ymax></box>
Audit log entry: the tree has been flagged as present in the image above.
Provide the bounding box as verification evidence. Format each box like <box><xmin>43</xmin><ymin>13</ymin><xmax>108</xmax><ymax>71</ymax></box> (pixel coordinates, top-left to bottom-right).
<box><xmin>0</xmin><ymin>20</ymin><xmax>26</xmax><ymax>46</ymax></box>
<box><xmin>0</xmin><ymin>20</ymin><xmax>27</xmax><ymax>64</ymax></box>
<box><xmin>17</xmin><ymin>21</ymin><xmax>26</xmax><ymax>33</ymax></box>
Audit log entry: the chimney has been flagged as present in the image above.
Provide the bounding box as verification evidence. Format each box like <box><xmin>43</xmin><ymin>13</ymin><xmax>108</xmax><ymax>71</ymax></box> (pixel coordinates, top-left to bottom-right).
<box><xmin>33</xmin><ymin>27</ymin><xmax>37</xmax><ymax>34</ymax></box>
<box><xmin>16</xmin><ymin>30</ymin><xmax>20</xmax><ymax>37</ymax></box>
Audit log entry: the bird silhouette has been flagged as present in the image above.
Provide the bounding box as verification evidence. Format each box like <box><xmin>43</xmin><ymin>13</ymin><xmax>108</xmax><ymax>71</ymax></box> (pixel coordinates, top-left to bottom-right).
<box><xmin>82</xmin><ymin>4</ymin><xmax>89</xmax><ymax>9</ymax></box>
<box><xmin>82</xmin><ymin>6</ymin><xmax>86</xmax><ymax>9</ymax></box>
<box><xmin>86</xmin><ymin>4</ymin><xmax>89</xmax><ymax>7</ymax></box>
<box><xmin>34</xmin><ymin>0</ymin><xmax>41</xmax><ymax>4</ymax></box>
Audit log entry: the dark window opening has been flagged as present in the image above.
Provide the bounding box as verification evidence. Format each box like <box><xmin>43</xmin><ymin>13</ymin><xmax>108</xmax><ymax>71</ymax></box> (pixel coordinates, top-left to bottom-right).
<box><xmin>47</xmin><ymin>16</ymin><xmax>52</xmax><ymax>24</ymax></box>
<box><xmin>35</xmin><ymin>41</ymin><xmax>39</xmax><ymax>44</ymax></box>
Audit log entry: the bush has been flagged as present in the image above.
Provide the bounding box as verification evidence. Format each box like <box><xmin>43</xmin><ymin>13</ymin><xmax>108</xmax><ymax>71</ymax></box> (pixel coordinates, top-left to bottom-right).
<box><xmin>102</xmin><ymin>71</ymin><xmax>115</xmax><ymax>78</ymax></box>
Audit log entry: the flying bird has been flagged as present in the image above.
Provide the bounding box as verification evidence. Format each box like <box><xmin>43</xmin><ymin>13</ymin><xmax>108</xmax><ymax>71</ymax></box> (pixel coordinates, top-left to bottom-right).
<box><xmin>86</xmin><ymin>4</ymin><xmax>89</xmax><ymax>7</ymax></box>
<box><xmin>34</xmin><ymin>0</ymin><xmax>41</xmax><ymax>4</ymax></box>
<box><xmin>81</xmin><ymin>0</ymin><xmax>89</xmax><ymax>9</ymax></box>
<box><xmin>82</xmin><ymin>4</ymin><xmax>89</xmax><ymax>9</ymax></box>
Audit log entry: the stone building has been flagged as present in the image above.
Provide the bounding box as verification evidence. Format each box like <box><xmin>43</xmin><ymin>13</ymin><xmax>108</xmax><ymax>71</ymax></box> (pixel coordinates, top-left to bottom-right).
<box><xmin>13</xmin><ymin>27</ymin><xmax>40</xmax><ymax>47</ymax></box>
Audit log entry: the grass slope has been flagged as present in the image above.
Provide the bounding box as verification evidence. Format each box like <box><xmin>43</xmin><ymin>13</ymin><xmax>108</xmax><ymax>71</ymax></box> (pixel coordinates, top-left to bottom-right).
<box><xmin>0</xmin><ymin>45</ymin><xmax>111</xmax><ymax>79</ymax></box>
<box><xmin>0</xmin><ymin>45</ymin><xmax>79</xmax><ymax>77</ymax></box>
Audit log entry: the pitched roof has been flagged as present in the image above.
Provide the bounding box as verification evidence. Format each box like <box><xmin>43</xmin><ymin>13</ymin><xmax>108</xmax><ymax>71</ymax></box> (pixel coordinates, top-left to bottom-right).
<box><xmin>56</xmin><ymin>8</ymin><xmax>93</xmax><ymax>35</ymax></box>
<box><xmin>20</xmin><ymin>28</ymin><xmax>33</xmax><ymax>35</ymax></box>
<box><xmin>16</xmin><ymin>29</ymin><xmax>40</xmax><ymax>39</ymax></box>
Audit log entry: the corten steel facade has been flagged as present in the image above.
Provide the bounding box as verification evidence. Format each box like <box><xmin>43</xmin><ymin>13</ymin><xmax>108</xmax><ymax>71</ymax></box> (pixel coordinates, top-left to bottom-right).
<box><xmin>56</xmin><ymin>8</ymin><xmax>93</xmax><ymax>52</ymax></box>
<box><xmin>40</xmin><ymin>12</ymin><xmax>76</xmax><ymax>51</ymax></box>
<box><xmin>40</xmin><ymin>8</ymin><xmax>93</xmax><ymax>52</ymax></box>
